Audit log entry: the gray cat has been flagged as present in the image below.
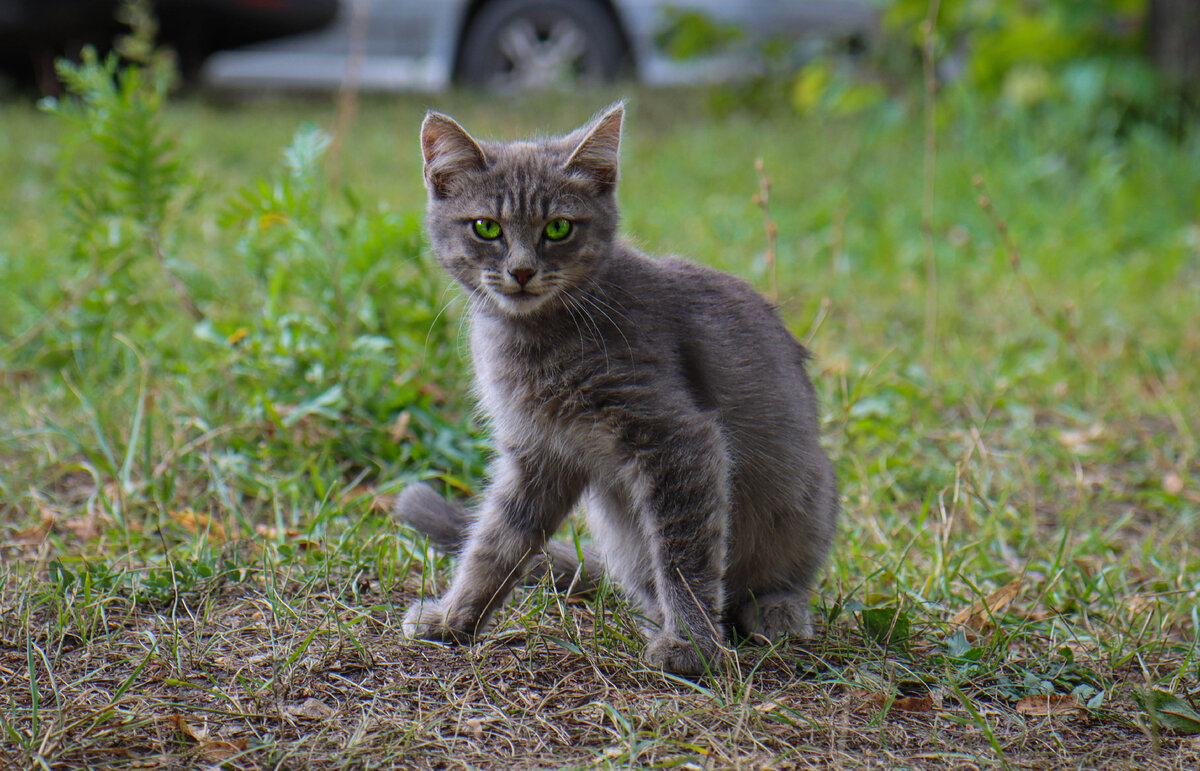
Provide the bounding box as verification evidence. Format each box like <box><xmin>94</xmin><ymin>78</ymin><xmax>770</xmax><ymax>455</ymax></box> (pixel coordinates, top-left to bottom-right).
<box><xmin>399</xmin><ymin>103</ymin><xmax>837</xmax><ymax>675</ymax></box>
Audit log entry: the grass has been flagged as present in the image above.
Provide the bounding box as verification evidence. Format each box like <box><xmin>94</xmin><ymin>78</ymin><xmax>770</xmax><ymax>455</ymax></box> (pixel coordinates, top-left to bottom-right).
<box><xmin>1</xmin><ymin>53</ymin><xmax>1198</xmax><ymax>769</ymax></box>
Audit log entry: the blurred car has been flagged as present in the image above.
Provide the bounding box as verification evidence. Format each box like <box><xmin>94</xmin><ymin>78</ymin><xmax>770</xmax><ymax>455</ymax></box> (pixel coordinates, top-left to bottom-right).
<box><xmin>0</xmin><ymin>0</ymin><xmax>338</xmax><ymax>90</ymax></box>
<box><xmin>202</xmin><ymin>0</ymin><xmax>879</xmax><ymax>92</ymax></box>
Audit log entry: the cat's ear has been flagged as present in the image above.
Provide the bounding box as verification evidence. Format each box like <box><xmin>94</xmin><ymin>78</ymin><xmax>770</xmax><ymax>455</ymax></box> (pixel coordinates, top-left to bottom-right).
<box><xmin>564</xmin><ymin>102</ymin><xmax>624</xmax><ymax>191</ymax></box>
<box><xmin>421</xmin><ymin>112</ymin><xmax>488</xmax><ymax>199</ymax></box>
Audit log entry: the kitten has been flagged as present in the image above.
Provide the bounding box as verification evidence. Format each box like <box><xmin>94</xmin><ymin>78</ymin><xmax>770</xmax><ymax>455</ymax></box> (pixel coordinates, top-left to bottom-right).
<box><xmin>399</xmin><ymin>103</ymin><xmax>838</xmax><ymax>675</ymax></box>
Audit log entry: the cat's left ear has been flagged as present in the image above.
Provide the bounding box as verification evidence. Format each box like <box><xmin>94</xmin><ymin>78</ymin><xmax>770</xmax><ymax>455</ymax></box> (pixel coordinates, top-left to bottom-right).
<box><xmin>564</xmin><ymin>102</ymin><xmax>624</xmax><ymax>192</ymax></box>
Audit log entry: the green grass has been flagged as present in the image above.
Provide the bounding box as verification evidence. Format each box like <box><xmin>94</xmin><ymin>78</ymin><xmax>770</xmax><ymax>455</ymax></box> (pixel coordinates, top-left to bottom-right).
<box><xmin>0</xmin><ymin>62</ymin><xmax>1198</xmax><ymax>769</ymax></box>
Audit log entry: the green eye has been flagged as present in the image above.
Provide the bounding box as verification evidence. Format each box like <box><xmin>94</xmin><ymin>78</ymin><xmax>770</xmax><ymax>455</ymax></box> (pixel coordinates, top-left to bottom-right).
<box><xmin>473</xmin><ymin>218</ymin><xmax>502</xmax><ymax>240</ymax></box>
<box><xmin>544</xmin><ymin>218</ymin><xmax>572</xmax><ymax>241</ymax></box>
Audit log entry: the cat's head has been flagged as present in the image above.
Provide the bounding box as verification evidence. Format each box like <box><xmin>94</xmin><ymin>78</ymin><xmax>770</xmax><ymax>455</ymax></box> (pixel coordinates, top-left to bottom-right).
<box><xmin>420</xmin><ymin>103</ymin><xmax>624</xmax><ymax>318</ymax></box>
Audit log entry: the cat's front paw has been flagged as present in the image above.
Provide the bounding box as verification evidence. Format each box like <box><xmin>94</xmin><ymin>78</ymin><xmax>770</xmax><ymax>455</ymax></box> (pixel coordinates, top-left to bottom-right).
<box><xmin>734</xmin><ymin>593</ymin><xmax>813</xmax><ymax>642</ymax></box>
<box><xmin>643</xmin><ymin>632</ymin><xmax>721</xmax><ymax>676</ymax></box>
<box><xmin>402</xmin><ymin>600</ymin><xmax>472</xmax><ymax>643</ymax></box>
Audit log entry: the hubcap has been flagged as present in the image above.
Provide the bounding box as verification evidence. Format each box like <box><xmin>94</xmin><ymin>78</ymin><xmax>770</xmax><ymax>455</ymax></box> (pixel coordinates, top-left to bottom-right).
<box><xmin>491</xmin><ymin>16</ymin><xmax>591</xmax><ymax>89</ymax></box>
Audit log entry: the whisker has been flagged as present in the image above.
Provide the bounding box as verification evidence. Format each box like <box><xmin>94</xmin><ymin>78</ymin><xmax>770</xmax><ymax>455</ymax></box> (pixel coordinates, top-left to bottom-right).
<box><xmin>558</xmin><ymin>290</ymin><xmax>589</xmax><ymax>362</ymax></box>
<box><xmin>562</xmin><ymin>290</ymin><xmax>610</xmax><ymax>374</ymax></box>
<box><xmin>578</xmin><ymin>287</ymin><xmax>634</xmax><ymax>364</ymax></box>
<box><xmin>422</xmin><ymin>281</ymin><xmax>462</xmax><ymax>367</ymax></box>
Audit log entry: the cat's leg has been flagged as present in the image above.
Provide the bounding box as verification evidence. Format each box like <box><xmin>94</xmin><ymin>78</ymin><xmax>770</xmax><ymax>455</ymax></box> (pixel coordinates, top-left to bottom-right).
<box><xmin>630</xmin><ymin>416</ymin><xmax>731</xmax><ymax>675</ymax></box>
<box><xmin>731</xmin><ymin>590</ymin><xmax>814</xmax><ymax>642</ymax></box>
<box><xmin>396</xmin><ymin>481</ymin><xmax>603</xmax><ymax>595</ymax></box>
<box><xmin>583</xmin><ymin>486</ymin><xmax>660</xmax><ymax>619</ymax></box>
<box><xmin>403</xmin><ymin>450</ymin><xmax>584</xmax><ymax>641</ymax></box>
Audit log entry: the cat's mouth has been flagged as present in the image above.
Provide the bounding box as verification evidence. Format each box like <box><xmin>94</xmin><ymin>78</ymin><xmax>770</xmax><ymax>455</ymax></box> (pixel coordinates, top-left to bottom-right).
<box><xmin>487</xmin><ymin>285</ymin><xmax>557</xmax><ymax>315</ymax></box>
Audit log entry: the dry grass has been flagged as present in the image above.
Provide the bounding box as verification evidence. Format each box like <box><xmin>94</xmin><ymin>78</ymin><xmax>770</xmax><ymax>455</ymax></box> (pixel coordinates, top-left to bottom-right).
<box><xmin>3</xmin><ymin>518</ymin><xmax>1198</xmax><ymax>770</ymax></box>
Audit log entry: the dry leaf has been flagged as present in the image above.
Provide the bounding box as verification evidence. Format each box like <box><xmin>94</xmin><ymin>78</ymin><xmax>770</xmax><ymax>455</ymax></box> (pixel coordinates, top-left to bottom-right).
<box><xmin>169</xmin><ymin>715</ymin><xmax>247</xmax><ymax>761</ymax></box>
<box><xmin>846</xmin><ymin>689</ymin><xmax>935</xmax><ymax>714</ymax></box>
<box><xmin>60</xmin><ymin>514</ymin><xmax>101</xmax><ymax>541</ymax></box>
<box><xmin>892</xmin><ymin>695</ymin><xmax>935</xmax><ymax>712</ymax></box>
<box><xmin>821</xmin><ymin>356</ymin><xmax>850</xmax><ymax>377</ymax></box>
<box><xmin>389</xmin><ymin>411</ymin><xmax>412</xmax><ymax>442</ymax></box>
<box><xmin>949</xmin><ymin>579</ymin><xmax>1022</xmax><ymax>632</ymax></box>
<box><xmin>464</xmin><ymin>716</ymin><xmax>500</xmax><ymax>738</ymax></box>
<box><xmin>285</xmin><ymin>697</ymin><xmax>337</xmax><ymax>721</ymax></box>
<box><xmin>1125</xmin><ymin>594</ymin><xmax>1157</xmax><ymax>615</ymax></box>
<box><xmin>169</xmin><ymin>509</ymin><xmax>228</xmax><ymax>543</ymax></box>
<box><xmin>846</xmin><ymin>688</ymin><xmax>886</xmax><ymax>712</ymax></box>
<box><xmin>1016</xmin><ymin>694</ymin><xmax>1082</xmax><ymax>716</ymax></box>
<box><xmin>1056</xmin><ymin>423</ymin><xmax>1105</xmax><ymax>454</ymax></box>
<box><xmin>418</xmin><ymin>382</ymin><xmax>449</xmax><ymax>403</ymax></box>
<box><xmin>14</xmin><ymin>512</ymin><xmax>55</xmax><ymax>543</ymax></box>
<box><xmin>170</xmin><ymin>714</ymin><xmax>208</xmax><ymax>742</ymax></box>
<box><xmin>368</xmin><ymin>492</ymin><xmax>394</xmax><ymax>514</ymax></box>
<box><xmin>255</xmin><ymin>523</ymin><xmax>300</xmax><ymax>540</ymax></box>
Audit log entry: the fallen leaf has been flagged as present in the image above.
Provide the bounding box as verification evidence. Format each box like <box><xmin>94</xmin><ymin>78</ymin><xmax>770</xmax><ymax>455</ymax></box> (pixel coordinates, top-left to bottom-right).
<box><xmin>169</xmin><ymin>509</ymin><xmax>228</xmax><ymax>543</ymax></box>
<box><xmin>1124</xmin><ymin>594</ymin><xmax>1158</xmax><ymax>615</ymax></box>
<box><xmin>892</xmin><ymin>695</ymin><xmax>935</xmax><ymax>712</ymax></box>
<box><xmin>1056</xmin><ymin>423</ymin><xmax>1105</xmax><ymax>454</ymax></box>
<box><xmin>169</xmin><ymin>715</ymin><xmax>247</xmax><ymax>761</ymax></box>
<box><xmin>170</xmin><ymin>714</ymin><xmax>208</xmax><ymax>742</ymax></box>
<box><xmin>418</xmin><ymin>382</ymin><xmax>448</xmax><ymax>403</ymax></box>
<box><xmin>1136</xmin><ymin>689</ymin><xmax>1200</xmax><ymax>734</ymax></box>
<box><xmin>60</xmin><ymin>514</ymin><xmax>101</xmax><ymax>541</ymax></box>
<box><xmin>254</xmin><ymin>523</ymin><xmax>300</xmax><ymax>540</ymax></box>
<box><xmin>860</xmin><ymin>606</ymin><xmax>911</xmax><ymax>644</ymax></box>
<box><xmin>1016</xmin><ymin>694</ymin><xmax>1082</xmax><ymax>716</ymax></box>
<box><xmin>821</xmin><ymin>356</ymin><xmax>850</xmax><ymax>377</ymax></box>
<box><xmin>369</xmin><ymin>492</ymin><xmax>395</xmax><ymax>514</ymax></box>
<box><xmin>14</xmin><ymin>512</ymin><xmax>55</xmax><ymax>543</ymax></box>
<box><xmin>389</xmin><ymin>410</ymin><xmax>412</xmax><ymax>443</ymax></box>
<box><xmin>846</xmin><ymin>689</ymin><xmax>935</xmax><ymax>713</ymax></box>
<box><xmin>846</xmin><ymin>688</ymin><xmax>886</xmax><ymax>712</ymax></box>
<box><xmin>285</xmin><ymin>697</ymin><xmax>337</xmax><ymax>721</ymax></box>
<box><xmin>464</xmin><ymin>716</ymin><xmax>500</xmax><ymax>738</ymax></box>
<box><xmin>949</xmin><ymin>579</ymin><xmax>1022</xmax><ymax>633</ymax></box>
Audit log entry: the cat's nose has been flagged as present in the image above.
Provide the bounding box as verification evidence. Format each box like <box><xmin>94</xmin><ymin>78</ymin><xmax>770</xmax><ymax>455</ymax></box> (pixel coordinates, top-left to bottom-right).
<box><xmin>509</xmin><ymin>268</ymin><xmax>536</xmax><ymax>287</ymax></box>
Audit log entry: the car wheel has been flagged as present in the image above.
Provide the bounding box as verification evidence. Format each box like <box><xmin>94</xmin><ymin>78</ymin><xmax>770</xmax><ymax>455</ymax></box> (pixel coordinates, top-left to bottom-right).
<box><xmin>457</xmin><ymin>0</ymin><xmax>625</xmax><ymax>90</ymax></box>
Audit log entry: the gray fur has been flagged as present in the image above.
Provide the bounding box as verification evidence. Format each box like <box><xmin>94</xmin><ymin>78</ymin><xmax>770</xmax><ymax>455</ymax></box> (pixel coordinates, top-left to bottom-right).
<box><xmin>399</xmin><ymin>103</ymin><xmax>838</xmax><ymax>675</ymax></box>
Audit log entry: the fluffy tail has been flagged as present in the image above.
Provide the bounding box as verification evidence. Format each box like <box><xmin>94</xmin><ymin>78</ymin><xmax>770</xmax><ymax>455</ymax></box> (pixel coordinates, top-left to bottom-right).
<box><xmin>393</xmin><ymin>483</ymin><xmax>603</xmax><ymax>596</ymax></box>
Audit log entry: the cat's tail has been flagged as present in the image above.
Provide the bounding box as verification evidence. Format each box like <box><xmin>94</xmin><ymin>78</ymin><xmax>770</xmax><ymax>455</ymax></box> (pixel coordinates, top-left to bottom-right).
<box><xmin>393</xmin><ymin>483</ymin><xmax>603</xmax><ymax>596</ymax></box>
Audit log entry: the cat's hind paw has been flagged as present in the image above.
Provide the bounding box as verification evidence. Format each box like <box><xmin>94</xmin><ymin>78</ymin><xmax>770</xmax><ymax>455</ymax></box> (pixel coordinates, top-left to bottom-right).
<box><xmin>643</xmin><ymin>633</ymin><xmax>722</xmax><ymax>676</ymax></box>
<box><xmin>402</xmin><ymin>600</ymin><xmax>472</xmax><ymax>644</ymax></box>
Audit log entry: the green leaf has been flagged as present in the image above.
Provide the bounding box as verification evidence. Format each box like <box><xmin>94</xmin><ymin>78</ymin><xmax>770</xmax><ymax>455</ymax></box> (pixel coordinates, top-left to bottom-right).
<box><xmin>860</xmin><ymin>606</ymin><xmax>911</xmax><ymax>645</ymax></box>
<box><xmin>1135</xmin><ymin>689</ymin><xmax>1200</xmax><ymax>734</ymax></box>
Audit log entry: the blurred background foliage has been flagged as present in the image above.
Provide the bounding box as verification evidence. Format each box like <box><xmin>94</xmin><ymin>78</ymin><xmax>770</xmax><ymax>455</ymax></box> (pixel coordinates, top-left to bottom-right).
<box><xmin>691</xmin><ymin>0</ymin><xmax>1196</xmax><ymax>137</ymax></box>
<box><xmin>0</xmin><ymin>0</ymin><xmax>1195</xmax><ymax>541</ymax></box>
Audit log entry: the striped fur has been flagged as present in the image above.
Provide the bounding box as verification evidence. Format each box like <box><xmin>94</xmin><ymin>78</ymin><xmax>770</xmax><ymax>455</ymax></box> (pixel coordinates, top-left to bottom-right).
<box><xmin>400</xmin><ymin>104</ymin><xmax>838</xmax><ymax>675</ymax></box>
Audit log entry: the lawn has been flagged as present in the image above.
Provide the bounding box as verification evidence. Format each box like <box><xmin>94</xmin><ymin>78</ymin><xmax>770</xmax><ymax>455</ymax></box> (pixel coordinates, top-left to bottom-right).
<box><xmin>1</xmin><ymin>55</ymin><xmax>1199</xmax><ymax>769</ymax></box>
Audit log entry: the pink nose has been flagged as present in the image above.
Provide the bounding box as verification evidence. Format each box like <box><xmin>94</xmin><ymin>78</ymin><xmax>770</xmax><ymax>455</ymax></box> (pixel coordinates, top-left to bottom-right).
<box><xmin>509</xmin><ymin>268</ymin><xmax>535</xmax><ymax>286</ymax></box>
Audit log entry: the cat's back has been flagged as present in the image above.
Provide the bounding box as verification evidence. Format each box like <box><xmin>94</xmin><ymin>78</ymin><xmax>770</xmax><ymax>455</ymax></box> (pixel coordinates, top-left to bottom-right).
<box><xmin>604</xmin><ymin>245</ymin><xmax>813</xmax><ymax>391</ymax></box>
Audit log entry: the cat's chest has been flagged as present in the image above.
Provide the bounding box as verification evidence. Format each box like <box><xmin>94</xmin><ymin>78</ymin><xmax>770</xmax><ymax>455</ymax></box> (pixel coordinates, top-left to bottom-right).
<box><xmin>472</xmin><ymin>330</ymin><xmax>616</xmax><ymax>453</ymax></box>
<box><xmin>475</xmin><ymin>346</ymin><xmax>593</xmax><ymax>421</ymax></box>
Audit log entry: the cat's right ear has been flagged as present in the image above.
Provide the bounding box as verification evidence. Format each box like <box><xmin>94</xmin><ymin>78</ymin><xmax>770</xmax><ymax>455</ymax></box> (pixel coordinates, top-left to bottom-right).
<box><xmin>421</xmin><ymin>112</ymin><xmax>488</xmax><ymax>199</ymax></box>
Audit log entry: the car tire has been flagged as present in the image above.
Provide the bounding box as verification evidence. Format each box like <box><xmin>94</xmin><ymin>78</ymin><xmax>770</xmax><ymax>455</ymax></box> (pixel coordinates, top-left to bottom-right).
<box><xmin>457</xmin><ymin>0</ymin><xmax>626</xmax><ymax>90</ymax></box>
